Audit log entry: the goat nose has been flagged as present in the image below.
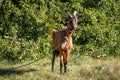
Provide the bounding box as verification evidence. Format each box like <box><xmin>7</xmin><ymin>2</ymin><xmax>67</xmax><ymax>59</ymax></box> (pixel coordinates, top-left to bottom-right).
<box><xmin>72</xmin><ymin>25</ymin><xmax>76</xmax><ymax>30</ymax></box>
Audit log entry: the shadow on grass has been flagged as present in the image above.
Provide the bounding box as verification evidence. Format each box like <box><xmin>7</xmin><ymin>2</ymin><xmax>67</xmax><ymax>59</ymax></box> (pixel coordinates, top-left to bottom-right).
<box><xmin>0</xmin><ymin>68</ymin><xmax>37</xmax><ymax>76</ymax></box>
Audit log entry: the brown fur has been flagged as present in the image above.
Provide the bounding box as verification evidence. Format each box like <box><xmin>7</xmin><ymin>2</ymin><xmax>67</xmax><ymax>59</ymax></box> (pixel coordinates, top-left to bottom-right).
<box><xmin>52</xmin><ymin>11</ymin><xmax>78</xmax><ymax>74</ymax></box>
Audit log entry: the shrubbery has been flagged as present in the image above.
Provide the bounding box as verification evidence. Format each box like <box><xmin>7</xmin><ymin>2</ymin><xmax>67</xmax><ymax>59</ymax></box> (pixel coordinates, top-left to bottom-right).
<box><xmin>0</xmin><ymin>0</ymin><xmax>120</xmax><ymax>60</ymax></box>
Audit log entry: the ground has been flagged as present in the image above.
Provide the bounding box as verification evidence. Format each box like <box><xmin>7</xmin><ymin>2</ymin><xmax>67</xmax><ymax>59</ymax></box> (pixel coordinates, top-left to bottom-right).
<box><xmin>0</xmin><ymin>55</ymin><xmax>120</xmax><ymax>80</ymax></box>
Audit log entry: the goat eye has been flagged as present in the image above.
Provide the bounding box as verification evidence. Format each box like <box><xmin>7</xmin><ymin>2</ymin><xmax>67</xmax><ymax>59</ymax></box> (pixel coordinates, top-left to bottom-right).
<box><xmin>69</xmin><ymin>22</ymin><xmax>73</xmax><ymax>25</ymax></box>
<box><xmin>69</xmin><ymin>21</ymin><xmax>72</xmax><ymax>23</ymax></box>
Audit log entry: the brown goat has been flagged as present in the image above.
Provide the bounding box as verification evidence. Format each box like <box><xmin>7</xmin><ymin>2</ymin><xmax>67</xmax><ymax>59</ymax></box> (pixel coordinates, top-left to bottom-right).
<box><xmin>52</xmin><ymin>11</ymin><xmax>78</xmax><ymax>74</ymax></box>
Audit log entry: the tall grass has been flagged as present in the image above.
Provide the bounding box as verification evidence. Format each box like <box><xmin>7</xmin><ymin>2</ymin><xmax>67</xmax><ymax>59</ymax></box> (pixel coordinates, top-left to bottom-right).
<box><xmin>0</xmin><ymin>55</ymin><xmax>119</xmax><ymax>80</ymax></box>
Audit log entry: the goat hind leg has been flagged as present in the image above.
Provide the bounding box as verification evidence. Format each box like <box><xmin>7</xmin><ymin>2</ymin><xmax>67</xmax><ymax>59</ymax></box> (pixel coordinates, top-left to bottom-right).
<box><xmin>63</xmin><ymin>54</ymin><xmax>67</xmax><ymax>73</ymax></box>
<box><xmin>52</xmin><ymin>53</ymin><xmax>55</xmax><ymax>72</ymax></box>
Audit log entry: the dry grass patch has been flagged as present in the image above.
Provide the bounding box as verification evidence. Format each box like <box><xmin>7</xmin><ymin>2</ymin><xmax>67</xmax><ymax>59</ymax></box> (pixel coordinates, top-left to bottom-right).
<box><xmin>0</xmin><ymin>56</ymin><xmax>119</xmax><ymax>80</ymax></box>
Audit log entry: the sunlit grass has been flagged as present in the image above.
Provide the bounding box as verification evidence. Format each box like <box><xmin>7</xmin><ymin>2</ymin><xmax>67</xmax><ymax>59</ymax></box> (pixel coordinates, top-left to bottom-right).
<box><xmin>0</xmin><ymin>56</ymin><xmax>120</xmax><ymax>80</ymax></box>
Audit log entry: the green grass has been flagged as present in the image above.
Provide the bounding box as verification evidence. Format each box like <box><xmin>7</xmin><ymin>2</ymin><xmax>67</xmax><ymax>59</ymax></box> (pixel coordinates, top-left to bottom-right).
<box><xmin>0</xmin><ymin>55</ymin><xmax>120</xmax><ymax>80</ymax></box>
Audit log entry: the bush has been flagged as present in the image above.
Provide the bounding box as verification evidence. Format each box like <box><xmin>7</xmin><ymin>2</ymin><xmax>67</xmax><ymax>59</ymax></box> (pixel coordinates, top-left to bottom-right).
<box><xmin>0</xmin><ymin>0</ymin><xmax>120</xmax><ymax>61</ymax></box>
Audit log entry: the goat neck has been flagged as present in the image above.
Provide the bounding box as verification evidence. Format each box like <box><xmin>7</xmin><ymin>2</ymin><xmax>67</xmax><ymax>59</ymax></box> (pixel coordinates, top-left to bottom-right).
<box><xmin>65</xmin><ymin>26</ymin><xmax>74</xmax><ymax>37</ymax></box>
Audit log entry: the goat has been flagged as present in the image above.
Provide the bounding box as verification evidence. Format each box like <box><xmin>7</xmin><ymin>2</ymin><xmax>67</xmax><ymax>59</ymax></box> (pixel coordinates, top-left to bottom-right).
<box><xmin>52</xmin><ymin>11</ymin><xmax>78</xmax><ymax>74</ymax></box>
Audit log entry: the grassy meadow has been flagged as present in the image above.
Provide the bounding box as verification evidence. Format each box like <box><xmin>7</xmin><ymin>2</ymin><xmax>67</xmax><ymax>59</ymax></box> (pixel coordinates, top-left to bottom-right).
<box><xmin>0</xmin><ymin>1</ymin><xmax>120</xmax><ymax>80</ymax></box>
<box><xmin>0</xmin><ymin>55</ymin><xmax>120</xmax><ymax>80</ymax></box>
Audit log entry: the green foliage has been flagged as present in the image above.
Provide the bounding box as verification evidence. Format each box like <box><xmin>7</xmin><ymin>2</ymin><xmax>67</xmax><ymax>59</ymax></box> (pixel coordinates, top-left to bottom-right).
<box><xmin>0</xmin><ymin>0</ymin><xmax>120</xmax><ymax>61</ymax></box>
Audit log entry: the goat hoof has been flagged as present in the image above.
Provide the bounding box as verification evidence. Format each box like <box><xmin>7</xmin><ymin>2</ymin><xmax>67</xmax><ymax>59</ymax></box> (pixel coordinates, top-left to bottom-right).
<box><xmin>60</xmin><ymin>72</ymin><xmax>67</xmax><ymax>75</ymax></box>
<box><xmin>60</xmin><ymin>72</ymin><xmax>63</xmax><ymax>75</ymax></box>
<box><xmin>51</xmin><ymin>69</ymin><xmax>54</xmax><ymax>72</ymax></box>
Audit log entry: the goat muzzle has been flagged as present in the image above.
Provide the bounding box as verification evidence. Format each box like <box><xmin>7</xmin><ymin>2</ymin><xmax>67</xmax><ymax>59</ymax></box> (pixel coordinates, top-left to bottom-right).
<box><xmin>71</xmin><ymin>25</ymin><xmax>77</xmax><ymax>31</ymax></box>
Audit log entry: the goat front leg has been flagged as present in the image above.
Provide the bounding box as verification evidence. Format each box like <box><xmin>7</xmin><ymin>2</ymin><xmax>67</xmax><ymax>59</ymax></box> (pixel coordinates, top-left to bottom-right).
<box><xmin>63</xmin><ymin>53</ymin><xmax>67</xmax><ymax>73</ymax></box>
<box><xmin>64</xmin><ymin>51</ymin><xmax>71</xmax><ymax>74</ymax></box>
<box><xmin>60</xmin><ymin>54</ymin><xmax>63</xmax><ymax>74</ymax></box>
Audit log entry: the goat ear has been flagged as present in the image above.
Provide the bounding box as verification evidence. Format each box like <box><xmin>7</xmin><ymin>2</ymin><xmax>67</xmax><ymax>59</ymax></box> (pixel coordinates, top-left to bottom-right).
<box><xmin>67</xmin><ymin>11</ymin><xmax>72</xmax><ymax>18</ymax></box>
<box><xmin>65</xmin><ymin>17</ymin><xmax>69</xmax><ymax>21</ymax></box>
<box><xmin>77</xmin><ymin>15</ymin><xmax>82</xmax><ymax>19</ymax></box>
